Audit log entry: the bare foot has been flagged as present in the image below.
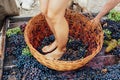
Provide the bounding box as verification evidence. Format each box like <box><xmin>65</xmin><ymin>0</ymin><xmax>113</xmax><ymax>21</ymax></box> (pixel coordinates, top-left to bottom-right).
<box><xmin>42</xmin><ymin>41</ymin><xmax>57</xmax><ymax>53</ymax></box>
<box><xmin>45</xmin><ymin>48</ymin><xmax>66</xmax><ymax>60</ymax></box>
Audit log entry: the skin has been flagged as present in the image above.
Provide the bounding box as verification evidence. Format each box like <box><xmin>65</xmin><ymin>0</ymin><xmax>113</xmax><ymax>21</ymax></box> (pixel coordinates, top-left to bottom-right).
<box><xmin>39</xmin><ymin>0</ymin><xmax>70</xmax><ymax>60</ymax></box>
<box><xmin>39</xmin><ymin>0</ymin><xmax>120</xmax><ymax>60</ymax></box>
<box><xmin>92</xmin><ymin>0</ymin><xmax>120</xmax><ymax>23</ymax></box>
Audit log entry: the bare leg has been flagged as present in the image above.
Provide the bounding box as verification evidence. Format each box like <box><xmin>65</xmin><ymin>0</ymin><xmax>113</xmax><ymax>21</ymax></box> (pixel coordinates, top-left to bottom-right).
<box><xmin>39</xmin><ymin>0</ymin><xmax>48</xmax><ymax>14</ymax></box>
<box><xmin>45</xmin><ymin>0</ymin><xmax>70</xmax><ymax>60</ymax></box>
<box><xmin>42</xmin><ymin>18</ymin><xmax>57</xmax><ymax>53</ymax></box>
<box><xmin>40</xmin><ymin>0</ymin><xmax>57</xmax><ymax>53</ymax></box>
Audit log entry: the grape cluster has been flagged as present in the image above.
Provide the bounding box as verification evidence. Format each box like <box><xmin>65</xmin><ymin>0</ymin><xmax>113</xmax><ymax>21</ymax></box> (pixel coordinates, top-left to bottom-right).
<box><xmin>94</xmin><ymin>64</ymin><xmax>120</xmax><ymax>80</ymax></box>
<box><xmin>6</xmin><ymin>27</ymin><xmax>21</xmax><ymax>37</ymax></box>
<box><xmin>4</xmin><ymin>55</ymin><xmax>120</xmax><ymax>79</ymax></box>
<box><xmin>14</xmin><ymin>54</ymin><xmax>101</xmax><ymax>80</ymax></box>
<box><xmin>108</xmin><ymin>9</ymin><xmax>120</xmax><ymax>22</ymax></box>
<box><xmin>5</xmin><ymin>34</ymin><xmax>26</xmax><ymax>57</ymax></box>
<box><xmin>111</xmin><ymin>46</ymin><xmax>120</xmax><ymax>57</ymax></box>
<box><xmin>3</xmin><ymin>22</ymin><xmax>120</xmax><ymax>80</ymax></box>
<box><xmin>4</xmin><ymin>53</ymin><xmax>120</xmax><ymax>80</ymax></box>
<box><xmin>41</xmin><ymin>35</ymin><xmax>55</xmax><ymax>46</ymax></box>
<box><xmin>2</xmin><ymin>67</ymin><xmax>22</xmax><ymax>80</ymax></box>
<box><xmin>103</xmin><ymin>20</ymin><xmax>120</xmax><ymax>40</ymax></box>
<box><xmin>38</xmin><ymin>35</ymin><xmax>88</xmax><ymax>60</ymax></box>
<box><xmin>60</xmin><ymin>38</ymin><xmax>88</xmax><ymax>61</ymax></box>
<box><xmin>14</xmin><ymin>55</ymin><xmax>78</xmax><ymax>80</ymax></box>
<box><xmin>103</xmin><ymin>19</ymin><xmax>120</xmax><ymax>56</ymax></box>
<box><xmin>20</xmin><ymin>23</ymin><xmax>27</xmax><ymax>32</ymax></box>
<box><xmin>2</xmin><ymin>71</ymin><xmax>9</xmax><ymax>80</ymax></box>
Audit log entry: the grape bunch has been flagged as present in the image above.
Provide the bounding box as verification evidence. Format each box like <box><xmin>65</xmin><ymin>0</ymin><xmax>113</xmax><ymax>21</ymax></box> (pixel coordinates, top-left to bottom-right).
<box><xmin>60</xmin><ymin>38</ymin><xmax>88</xmax><ymax>61</ymax></box>
<box><xmin>4</xmin><ymin>53</ymin><xmax>120</xmax><ymax>80</ymax></box>
<box><xmin>41</xmin><ymin>35</ymin><xmax>55</xmax><ymax>46</ymax></box>
<box><xmin>4</xmin><ymin>52</ymin><xmax>120</xmax><ymax>80</ymax></box>
<box><xmin>5</xmin><ymin>34</ymin><xmax>26</xmax><ymax>57</ymax></box>
<box><xmin>14</xmin><ymin>54</ymin><xmax>99</xmax><ymax>80</ymax></box>
<box><xmin>94</xmin><ymin>64</ymin><xmax>120</xmax><ymax>80</ymax></box>
<box><xmin>6</xmin><ymin>27</ymin><xmax>21</xmax><ymax>37</ymax></box>
<box><xmin>108</xmin><ymin>9</ymin><xmax>120</xmax><ymax>22</ymax></box>
<box><xmin>20</xmin><ymin>23</ymin><xmax>27</xmax><ymax>32</ymax></box>
<box><xmin>3</xmin><ymin>23</ymin><xmax>120</xmax><ymax>80</ymax></box>
<box><xmin>102</xmin><ymin>19</ymin><xmax>120</xmax><ymax>56</ymax></box>
<box><xmin>111</xmin><ymin>46</ymin><xmax>120</xmax><ymax>57</ymax></box>
<box><xmin>37</xmin><ymin>35</ymin><xmax>88</xmax><ymax>60</ymax></box>
<box><xmin>103</xmin><ymin>19</ymin><xmax>120</xmax><ymax>40</ymax></box>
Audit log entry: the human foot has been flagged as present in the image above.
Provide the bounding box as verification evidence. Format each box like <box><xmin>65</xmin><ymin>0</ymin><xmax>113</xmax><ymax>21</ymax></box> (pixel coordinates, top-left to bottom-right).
<box><xmin>45</xmin><ymin>48</ymin><xmax>66</xmax><ymax>60</ymax></box>
<box><xmin>42</xmin><ymin>41</ymin><xmax>57</xmax><ymax>53</ymax></box>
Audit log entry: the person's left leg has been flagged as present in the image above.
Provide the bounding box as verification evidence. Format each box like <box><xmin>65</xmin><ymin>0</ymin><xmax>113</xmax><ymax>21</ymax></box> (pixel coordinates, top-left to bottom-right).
<box><xmin>45</xmin><ymin>0</ymin><xmax>70</xmax><ymax>60</ymax></box>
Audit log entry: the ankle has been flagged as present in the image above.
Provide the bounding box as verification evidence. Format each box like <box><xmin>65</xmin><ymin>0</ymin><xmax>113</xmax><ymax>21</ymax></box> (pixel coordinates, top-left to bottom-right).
<box><xmin>58</xmin><ymin>47</ymin><xmax>66</xmax><ymax>52</ymax></box>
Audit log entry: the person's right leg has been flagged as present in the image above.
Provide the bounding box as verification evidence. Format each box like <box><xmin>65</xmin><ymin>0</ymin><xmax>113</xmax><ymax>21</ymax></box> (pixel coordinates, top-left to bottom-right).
<box><xmin>45</xmin><ymin>0</ymin><xmax>70</xmax><ymax>60</ymax></box>
<box><xmin>39</xmin><ymin>0</ymin><xmax>48</xmax><ymax>15</ymax></box>
<box><xmin>40</xmin><ymin>0</ymin><xmax>57</xmax><ymax>53</ymax></box>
